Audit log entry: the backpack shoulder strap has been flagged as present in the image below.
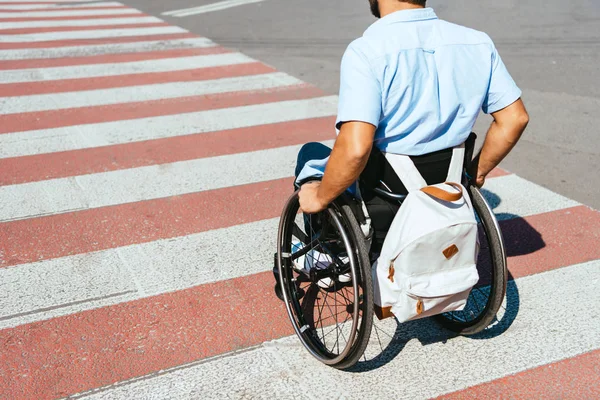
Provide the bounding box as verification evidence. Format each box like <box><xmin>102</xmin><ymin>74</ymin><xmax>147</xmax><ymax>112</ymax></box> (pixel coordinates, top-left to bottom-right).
<box><xmin>446</xmin><ymin>143</ymin><xmax>466</xmax><ymax>183</ymax></box>
<box><xmin>384</xmin><ymin>153</ymin><xmax>427</xmax><ymax>192</ymax></box>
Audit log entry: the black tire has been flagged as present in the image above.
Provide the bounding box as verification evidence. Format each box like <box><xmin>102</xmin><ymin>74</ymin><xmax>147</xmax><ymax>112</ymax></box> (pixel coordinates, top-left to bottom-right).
<box><xmin>434</xmin><ymin>184</ymin><xmax>508</xmax><ymax>335</ymax></box>
<box><xmin>277</xmin><ymin>191</ymin><xmax>373</xmax><ymax>369</ymax></box>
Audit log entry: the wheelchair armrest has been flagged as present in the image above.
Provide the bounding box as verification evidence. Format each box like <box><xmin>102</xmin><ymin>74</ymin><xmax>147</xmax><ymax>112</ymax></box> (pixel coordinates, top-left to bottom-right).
<box><xmin>372</xmin><ymin>186</ymin><xmax>407</xmax><ymax>202</ymax></box>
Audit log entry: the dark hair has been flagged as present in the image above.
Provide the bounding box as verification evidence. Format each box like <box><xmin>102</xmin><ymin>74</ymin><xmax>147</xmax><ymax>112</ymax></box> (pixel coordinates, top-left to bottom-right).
<box><xmin>401</xmin><ymin>0</ymin><xmax>427</xmax><ymax>5</ymax></box>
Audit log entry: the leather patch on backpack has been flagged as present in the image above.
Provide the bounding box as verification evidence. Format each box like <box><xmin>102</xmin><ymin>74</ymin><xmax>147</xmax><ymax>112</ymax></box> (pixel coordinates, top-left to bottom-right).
<box><xmin>443</xmin><ymin>244</ymin><xmax>459</xmax><ymax>260</ymax></box>
<box><xmin>388</xmin><ymin>263</ymin><xmax>395</xmax><ymax>283</ymax></box>
<box><xmin>374</xmin><ymin>305</ymin><xmax>394</xmax><ymax>320</ymax></box>
<box><xmin>416</xmin><ymin>299</ymin><xmax>424</xmax><ymax>315</ymax></box>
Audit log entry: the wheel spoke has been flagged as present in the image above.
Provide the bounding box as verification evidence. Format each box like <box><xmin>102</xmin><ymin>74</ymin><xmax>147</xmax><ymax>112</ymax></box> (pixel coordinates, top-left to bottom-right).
<box><xmin>279</xmin><ymin>195</ymin><xmax>373</xmax><ymax>367</ymax></box>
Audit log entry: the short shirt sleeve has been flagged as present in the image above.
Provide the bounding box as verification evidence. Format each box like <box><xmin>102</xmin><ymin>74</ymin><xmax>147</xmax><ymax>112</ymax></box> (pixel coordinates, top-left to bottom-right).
<box><xmin>482</xmin><ymin>43</ymin><xmax>522</xmax><ymax>114</ymax></box>
<box><xmin>335</xmin><ymin>41</ymin><xmax>382</xmax><ymax>130</ymax></box>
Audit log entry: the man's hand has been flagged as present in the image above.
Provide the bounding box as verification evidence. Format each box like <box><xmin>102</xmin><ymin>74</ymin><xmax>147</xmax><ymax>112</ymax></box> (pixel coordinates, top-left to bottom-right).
<box><xmin>468</xmin><ymin>154</ymin><xmax>486</xmax><ymax>188</ymax></box>
<box><xmin>475</xmin><ymin>175</ymin><xmax>485</xmax><ymax>188</ymax></box>
<box><xmin>299</xmin><ymin>181</ymin><xmax>327</xmax><ymax>214</ymax></box>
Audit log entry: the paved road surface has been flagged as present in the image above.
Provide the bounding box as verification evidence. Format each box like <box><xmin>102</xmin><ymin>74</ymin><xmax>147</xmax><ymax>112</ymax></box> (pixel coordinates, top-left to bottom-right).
<box><xmin>132</xmin><ymin>0</ymin><xmax>600</xmax><ymax>210</ymax></box>
<box><xmin>0</xmin><ymin>1</ymin><xmax>599</xmax><ymax>399</ymax></box>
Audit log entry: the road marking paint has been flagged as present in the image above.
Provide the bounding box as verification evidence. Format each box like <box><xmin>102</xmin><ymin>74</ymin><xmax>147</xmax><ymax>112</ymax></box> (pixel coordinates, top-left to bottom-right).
<box><xmin>1</xmin><ymin>61</ymin><xmax>273</xmax><ymax>98</ymax></box>
<box><xmin>0</xmin><ymin>46</ymin><xmax>229</xmax><ymax>71</ymax></box>
<box><xmin>163</xmin><ymin>0</ymin><xmax>269</xmax><ymax>17</ymax></box>
<box><xmin>0</xmin><ymin>36</ymin><xmax>214</xmax><ymax>59</ymax></box>
<box><xmin>0</xmin><ymin>1</ymin><xmax>123</xmax><ymax>10</ymax></box>
<box><xmin>0</xmin><ymin>178</ymin><xmax>291</xmax><ymax>268</ymax></box>
<box><xmin>438</xmin><ymin>349</ymin><xmax>600</xmax><ymax>399</ymax></box>
<box><xmin>0</xmin><ymin>52</ymin><xmax>253</xmax><ymax>83</ymax></box>
<box><xmin>0</xmin><ymin>15</ymin><xmax>162</xmax><ymax>29</ymax></box>
<box><xmin>0</xmin><ymin>141</ymin><xmax>329</xmax><ymax>221</ymax></box>
<box><xmin>0</xmin><ymin>0</ymin><xmax>101</xmax><ymax>2</ymax></box>
<box><xmin>0</xmin><ymin>32</ymin><xmax>197</xmax><ymax>49</ymax></box>
<box><xmin>0</xmin><ymin>71</ymin><xmax>300</xmax><ymax>114</ymax></box>
<box><xmin>0</xmin><ymin>79</ymin><xmax>312</xmax><ymax>134</ymax></box>
<box><xmin>2</xmin><ymin>258</ymin><xmax>599</xmax><ymax>399</ymax></box>
<box><xmin>0</xmin><ymin>117</ymin><xmax>334</xmax><ymax>185</ymax></box>
<box><xmin>482</xmin><ymin>174</ymin><xmax>579</xmax><ymax>220</ymax></box>
<box><xmin>2</xmin><ymin>203</ymin><xmax>595</xmax><ymax>329</ymax></box>
<box><xmin>73</xmin><ymin>261</ymin><xmax>600</xmax><ymax>400</ymax></box>
<box><xmin>0</xmin><ymin>96</ymin><xmax>338</xmax><ymax>156</ymax></box>
<box><xmin>0</xmin><ymin>7</ymin><xmax>137</xmax><ymax>18</ymax></box>
<box><xmin>0</xmin><ymin>174</ymin><xmax>593</xmax><ymax>275</ymax></box>
<box><xmin>0</xmin><ymin>21</ymin><xmax>169</xmax><ymax>35</ymax></box>
<box><xmin>0</xmin><ymin>25</ymin><xmax>186</xmax><ymax>42</ymax></box>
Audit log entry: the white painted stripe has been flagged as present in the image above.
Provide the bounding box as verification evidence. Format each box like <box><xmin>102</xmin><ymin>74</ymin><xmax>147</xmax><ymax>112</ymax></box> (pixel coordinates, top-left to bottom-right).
<box><xmin>0</xmin><ymin>16</ymin><xmax>162</xmax><ymax>29</ymax></box>
<box><xmin>0</xmin><ymin>248</ymin><xmax>139</xmax><ymax>329</ymax></box>
<box><xmin>0</xmin><ymin>0</ymin><xmax>101</xmax><ymax>2</ymax></box>
<box><xmin>0</xmin><ymin>72</ymin><xmax>299</xmax><ymax>114</ymax></box>
<box><xmin>0</xmin><ymin>218</ymin><xmax>279</xmax><ymax>329</ymax></box>
<box><xmin>163</xmin><ymin>0</ymin><xmax>268</xmax><ymax>17</ymax></box>
<box><xmin>0</xmin><ymin>96</ymin><xmax>339</xmax><ymax>158</ymax></box>
<box><xmin>0</xmin><ymin>1</ymin><xmax>124</xmax><ymax>10</ymax></box>
<box><xmin>0</xmin><ymin>141</ymin><xmax>333</xmax><ymax>221</ymax></box>
<box><xmin>0</xmin><ymin>8</ymin><xmax>141</xmax><ymax>19</ymax></box>
<box><xmin>0</xmin><ymin>52</ymin><xmax>254</xmax><ymax>84</ymax></box>
<box><xmin>0</xmin><ymin>174</ymin><xmax>579</xmax><ymax>329</ymax></box>
<box><xmin>482</xmin><ymin>174</ymin><xmax>580</xmax><ymax>220</ymax></box>
<box><xmin>0</xmin><ymin>26</ymin><xmax>185</xmax><ymax>42</ymax></box>
<box><xmin>0</xmin><ymin>37</ymin><xmax>215</xmax><ymax>60</ymax></box>
<box><xmin>75</xmin><ymin>261</ymin><xmax>600</xmax><ymax>400</ymax></box>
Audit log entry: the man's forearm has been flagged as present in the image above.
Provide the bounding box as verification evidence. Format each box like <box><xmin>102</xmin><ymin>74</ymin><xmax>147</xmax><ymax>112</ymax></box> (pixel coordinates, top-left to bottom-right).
<box><xmin>317</xmin><ymin>143</ymin><xmax>370</xmax><ymax>204</ymax></box>
<box><xmin>477</xmin><ymin>121</ymin><xmax>520</xmax><ymax>176</ymax></box>
<box><xmin>316</xmin><ymin>122</ymin><xmax>376</xmax><ymax>205</ymax></box>
<box><xmin>477</xmin><ymin>99</ymin><xmax>529</xmax><ymax>180</ymax></box>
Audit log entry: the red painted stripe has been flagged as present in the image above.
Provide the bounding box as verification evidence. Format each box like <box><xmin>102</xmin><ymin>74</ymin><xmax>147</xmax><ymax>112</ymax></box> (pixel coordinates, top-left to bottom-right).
<box><xmin>0</xmin><ymin>47</ymin><xmax>228</xmax><ymax>70</ymax></box>
<box><xmin>0</xmin><ymin>13</ymin><xmax>149</xmax><ymax>22</ymax></box>
<box><xmin>438</xmin><ymin>350</ymin><xmax>600</xmax><ymax>399</ymax></box>
<box><xmin>0</xmin><ymin>271</ymin><xmax>292</xmax><ymax>400</ymax></box>
<box><xmin>0</xmin><ymin>81</ymin><xmax>321</xmax><ymax>134</ymax></box>
<box><xmin>0</xmin><ymin>117</ymin><xmax>335</xmax><ymax>185</ymax></box>
<box><xmin>487</xmin><ymin>167</ymin><xmax>510</xmax><ymax>178</ymax></box>
<box><xmin>0</xmin><ymin>178</ymin><xmax>292</xmax><ymax>267</ymax></box>
<box><xmin>0</xmin><ymin>60</ymin><xmax>264</xmax><ymax>97</ymax></box>
<box><xmin>0</xmin><ymin>205</ymin><xmax>598</xmax><ymax>399</ymax></box>
<box><xmin>0</xmin><ymin>21</ymin><xmax>168</xmax><ymax>34</ymax></box>
<box><xmin>0</xmin><ymin>5</ymin><xmax>127</xmax><ymax>13</ymax></box>
<box><xmin>0</xmin><ymin>22</ymin><xmax>167</xmax><ymax>35</ymax></box>
<box><xmin>0</xmin><ymin>32</ymin><xmax>196</xmax><ymax>49</ymax></box>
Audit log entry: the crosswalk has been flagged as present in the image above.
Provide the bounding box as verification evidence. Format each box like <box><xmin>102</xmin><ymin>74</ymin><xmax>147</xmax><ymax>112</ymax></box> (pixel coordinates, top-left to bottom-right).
<box><xmin>0</xmin><ymin>2</ymin><xmax>598</xmax><ymax>399</ymax></box>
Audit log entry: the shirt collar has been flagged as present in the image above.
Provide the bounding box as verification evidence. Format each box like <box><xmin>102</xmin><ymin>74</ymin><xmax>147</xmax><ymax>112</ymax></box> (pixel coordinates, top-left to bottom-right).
<box><xmin>364</xmin><ymin>7</ymin><xmax>438</xmax><ymax>35</ymax></box>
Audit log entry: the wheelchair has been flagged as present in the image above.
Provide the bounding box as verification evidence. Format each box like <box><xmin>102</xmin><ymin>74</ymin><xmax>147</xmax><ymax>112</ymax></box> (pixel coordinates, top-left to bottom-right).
<box><xmin>274</xmin><ymin>139</ymin><xmax>508</xmax><ymax>370</ymax></box>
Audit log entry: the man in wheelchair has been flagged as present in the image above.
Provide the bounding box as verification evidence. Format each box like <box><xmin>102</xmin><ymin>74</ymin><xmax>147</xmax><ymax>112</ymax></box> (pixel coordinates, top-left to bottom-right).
<box><xmin>295</xmin><ymin>0</ymin><xmax>529</xmax><ymax>253</ymax></box>
<box><xmin>273</xmin><ymin>0</ymin><xmax>529</xmax><ymax>368</ymax></box>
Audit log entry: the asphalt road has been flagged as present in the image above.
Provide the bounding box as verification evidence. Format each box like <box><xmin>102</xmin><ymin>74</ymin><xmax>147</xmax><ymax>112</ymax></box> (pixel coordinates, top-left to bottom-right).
<box><xmin>128</xmin><ymin>0</ymin><xmax>600</xmax><ymax>209</ymax></box>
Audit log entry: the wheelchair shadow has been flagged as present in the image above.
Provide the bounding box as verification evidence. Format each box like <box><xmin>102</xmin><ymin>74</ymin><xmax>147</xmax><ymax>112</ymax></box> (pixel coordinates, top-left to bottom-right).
<box><xmin>348</xmin><ymin>275</ymin><xmax>521</xmax><ymax>373</ymax></box>
<box><xmin>347</xmin><ymin>188</ymin><xmax>546</xmax><ymax>373</ymax></box>
<box><xmin>480</xmin><ymin>188</ymin><xmax>546</xmax><ymax>258</ymax></box>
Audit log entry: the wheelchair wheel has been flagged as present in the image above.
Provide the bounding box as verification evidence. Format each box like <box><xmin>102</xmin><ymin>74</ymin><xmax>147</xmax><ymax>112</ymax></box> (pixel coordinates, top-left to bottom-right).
<box><xmin>276</xmin><ymin>191</ymin><xmax>373</xmax><ymax>369</ymax></box>
<box><xmin>434</xmin><ymin>184</ymin><xmax>508</xmax><ymax>335</ymax></box>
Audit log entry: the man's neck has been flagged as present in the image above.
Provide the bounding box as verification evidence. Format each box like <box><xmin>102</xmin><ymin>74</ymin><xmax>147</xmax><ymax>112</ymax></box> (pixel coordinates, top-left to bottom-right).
<box><xmin>379</xmin><ymin>2</ymin><xmax>425</xmax><ymax>18</ymax></box>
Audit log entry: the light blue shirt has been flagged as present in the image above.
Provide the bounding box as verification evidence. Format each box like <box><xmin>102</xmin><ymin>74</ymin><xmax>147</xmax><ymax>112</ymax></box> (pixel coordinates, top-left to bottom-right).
<box><xmin>336</xmin><ymin>7</ymin><xmax>522</xmax><ymax>155</ymax></box>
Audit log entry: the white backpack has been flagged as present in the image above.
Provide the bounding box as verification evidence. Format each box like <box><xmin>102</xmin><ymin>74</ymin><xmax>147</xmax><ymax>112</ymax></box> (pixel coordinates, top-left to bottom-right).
<box><xmin>372</xmin><ymin>144</ymin><xmax>480</xmax><ymax>322</ymax></box>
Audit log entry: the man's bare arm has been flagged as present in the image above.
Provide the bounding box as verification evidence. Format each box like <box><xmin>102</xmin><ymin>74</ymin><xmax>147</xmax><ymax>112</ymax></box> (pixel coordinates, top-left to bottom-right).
<box><xmin>475</xmin><ymin>98</ymin><xmax>529</xmax><ymax>187</ymax></box>
<box><xmin>319</xmin><ymin>121</ymin><xmax>376</xmax><ymax>203</ymax></box>
<box><xmin>298</xmin><ymin>121</ymin><xmax>376</xmax><ymax>213</ymax></box>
